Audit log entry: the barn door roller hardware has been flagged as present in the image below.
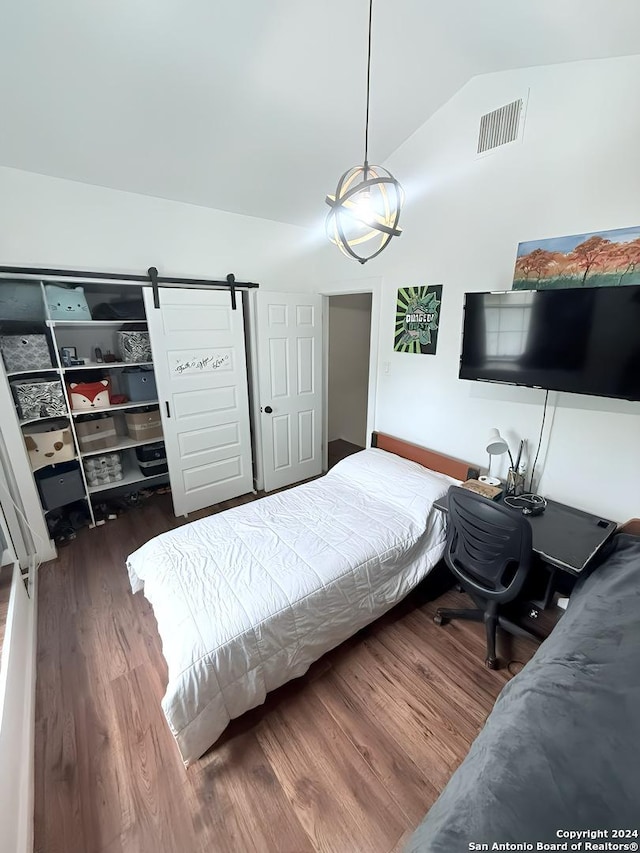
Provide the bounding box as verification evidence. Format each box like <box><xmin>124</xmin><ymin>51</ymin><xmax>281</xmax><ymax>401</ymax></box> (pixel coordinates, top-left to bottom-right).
<box><xmin>146</xmin><ymin>267</ymin><xmax>244</xmax><ymax>310</ymax></box>
<box><xmin>0</xmin><ymin>265</ymin><xmax>259</xmax><ymax>311</ymax></box>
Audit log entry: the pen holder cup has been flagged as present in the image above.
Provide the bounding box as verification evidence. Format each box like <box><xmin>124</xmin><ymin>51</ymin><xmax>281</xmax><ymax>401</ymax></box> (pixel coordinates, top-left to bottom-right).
<box><xmin>506</xmin><ymin>468</ymin><xmax>525</xmax><ymax>497</ymax></box>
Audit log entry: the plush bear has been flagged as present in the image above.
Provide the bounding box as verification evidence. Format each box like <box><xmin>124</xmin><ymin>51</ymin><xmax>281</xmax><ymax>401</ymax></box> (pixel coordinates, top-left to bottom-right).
<box><xmin>68</xmin><ymin>379</ymin><xmax>110</xmax><ymax>410</ymax></box>
<box><xmin>45</xmin><ymin>284</ymin><xmax>92</xmax><ymax>321</ymax></box>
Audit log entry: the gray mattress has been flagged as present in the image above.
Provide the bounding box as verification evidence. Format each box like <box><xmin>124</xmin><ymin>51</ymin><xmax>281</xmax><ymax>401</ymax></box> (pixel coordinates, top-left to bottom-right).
<box><xmin>407</xmin><ymin>533</ymin><xmax>640</xmax><ymax>852</ymax></box>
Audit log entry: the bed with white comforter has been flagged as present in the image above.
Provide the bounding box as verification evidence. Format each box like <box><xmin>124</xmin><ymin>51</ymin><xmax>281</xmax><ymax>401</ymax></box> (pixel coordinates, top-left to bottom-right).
<box><xmin>127</xmin><ymin>448</ymin><xmax>458</xmax><ymax>764</ymax></box>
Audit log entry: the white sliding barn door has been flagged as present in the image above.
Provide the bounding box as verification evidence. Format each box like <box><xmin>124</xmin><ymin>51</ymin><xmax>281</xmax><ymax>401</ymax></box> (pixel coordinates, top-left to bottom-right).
<box><xmin>144</xmin><ymin>288</ymin><xmax>253</xmax><ymax>516</ymax></box>
<box><xmin>255</xmin><ymin>292</ymin><xmax>323</xmax><ymax>492</ymax></box>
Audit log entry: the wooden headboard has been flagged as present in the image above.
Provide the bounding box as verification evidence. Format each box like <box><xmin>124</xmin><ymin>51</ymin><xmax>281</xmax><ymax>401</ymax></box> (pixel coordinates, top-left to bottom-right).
<box><xmin>371</xmin><ymin>431</ymin><xmax>480</xmax><ymax>482</ymax></box>
<box><xmin>618</xmin><ymin>518</ymin><xmax>640</xmax><ymax>536</ymax></box>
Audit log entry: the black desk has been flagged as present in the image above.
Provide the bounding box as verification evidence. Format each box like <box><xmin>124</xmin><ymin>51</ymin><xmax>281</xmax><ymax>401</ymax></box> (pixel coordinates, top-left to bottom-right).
<box><xmin>432</xmin><ymin>493</ymin><xmax>617</xmax><ymax>611</ymax></box>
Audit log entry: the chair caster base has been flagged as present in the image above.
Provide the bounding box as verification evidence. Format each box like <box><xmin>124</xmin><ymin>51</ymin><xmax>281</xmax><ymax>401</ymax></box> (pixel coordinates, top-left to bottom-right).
<box><xmin>433</xmin><ymin>612</ymin><xmax>448</xmax><ymax>626</ymax></box>
<box><xmin>485</xmin><ymin>657</ymin><xmax>499</xmax><ymax>670</ymax></box>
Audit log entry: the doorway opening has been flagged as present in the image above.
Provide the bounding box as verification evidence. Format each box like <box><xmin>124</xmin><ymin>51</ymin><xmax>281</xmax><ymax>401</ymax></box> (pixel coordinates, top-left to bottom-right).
<box><xmin>326</xmin><ymin>293</ymin><xmax>373</xmax><ymax>470</ymax></box>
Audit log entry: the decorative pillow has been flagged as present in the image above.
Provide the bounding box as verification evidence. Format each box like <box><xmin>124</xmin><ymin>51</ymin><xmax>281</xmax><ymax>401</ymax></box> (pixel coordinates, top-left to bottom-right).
<box><xmin>68</xmin><ymin>379</ymin><xmax>111</xmax><ymax>410</ymax></box>
<box><xmin>45</xmin><ymin>284</ymin><xmax>92</xmax><ymax>321</ymax></box>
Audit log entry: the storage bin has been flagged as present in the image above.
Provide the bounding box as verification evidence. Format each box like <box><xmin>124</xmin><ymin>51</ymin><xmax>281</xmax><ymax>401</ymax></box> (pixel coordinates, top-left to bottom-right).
<box><xmin>45</xmin><ymin>284</ymin><xmax>92</xmax><ymax>321</ymax></box>
<box><xmin>67</xmin><ymin>379</ymin><xmax>111</xmax><ymax>410</ymax></box>
<box><xmin>11</xmin><ymin>379</ymin><xmax>66</xmax><ymax>420</ymax></box>
<box><xmin>36</xmin><ymin>462</ymin><xmax>85</xmax><ymax>510</ymax></box>
<box><xmin>125</xmin><ymin>407</ymin><xmax>163</xmax><ymax>441</ymax></box>
<box><xmin>83</xmin><ymin>453</ymin><xmax>123</xmax><ymax>488</ymax></box>
<box><xmin>23</xmin><ymin>421</ymin><xmax>75</xmax><ymax>472</ymax></box>
<box><xmin>117</xmin><ymin>331</ymin><xmax>152</xmax><ymax>363</ymax></box>
<box><xmin>0</xmin><ymin>281</ymin><xmax>46</xmax><ymax>322</ymax></box>
<box><xmin>121</xmin><ymin>368</ymin><xmax>157</xmax><ymax>402</ymax></box>
<box><xmin>75</xmin><ymin>415</ymin><xmax>117</xmax><ymax>452</ymax></box>
<box><xmin>1</xmin><ymin>334</ymin><xmax>52</xmax><ymax>372</ymax></box>
<box><xmin>135</xmin><ymin>442</ymin><xmax>167</xmax><ymax>477</ymax></box>
<box><xmin>92</xmin><ymin>300</ymin><xmax>145</xmax><ymax>321</ymax></box>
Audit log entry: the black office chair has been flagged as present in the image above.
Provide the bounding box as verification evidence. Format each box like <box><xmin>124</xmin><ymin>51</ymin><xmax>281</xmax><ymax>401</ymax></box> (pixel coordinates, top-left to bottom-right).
<box><xmin>434</xmin><ymin>486</ymin><xmax>539</xmax><ymax>669</ymax></box>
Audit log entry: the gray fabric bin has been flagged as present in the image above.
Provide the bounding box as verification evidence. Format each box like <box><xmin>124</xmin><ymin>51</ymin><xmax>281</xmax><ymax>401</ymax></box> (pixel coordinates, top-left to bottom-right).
<box><xmin>121</xmin><ymin>368</ymin><xmax>157</xmax><ymax>402</ymax></box>
<box><xmin>1</xmin><ymin>334</ymin><xmax>52</xmax><ymax>372</ymax></box>
<box><xmin>0</xmin><ymin>281</ymin><xmax>46</xmax><ymax>322</ymax></box>
<box><xmin>37</xmin><ymin>464</ymin><xmax>85</xmax><ymax>510</ymax></box>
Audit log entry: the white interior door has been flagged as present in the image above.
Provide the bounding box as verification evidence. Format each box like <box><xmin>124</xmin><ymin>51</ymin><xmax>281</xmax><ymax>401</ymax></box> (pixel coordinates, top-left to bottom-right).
<box><xmin>144</xmin><ymin>287</ymin><xmax>253</xmax><ymax>516</ymax></box>
<box><xmin>255</xmin><ymin>291</ymin><xmax>323</xmax><ymax>492</ymax></box>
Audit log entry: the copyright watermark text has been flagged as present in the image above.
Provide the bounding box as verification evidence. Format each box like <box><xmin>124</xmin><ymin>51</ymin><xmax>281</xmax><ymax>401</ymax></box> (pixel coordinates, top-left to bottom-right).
<box><xmin>468</xmin><ymin>830</ymin><xmax>639</xmax><ymax>852</ymax></box>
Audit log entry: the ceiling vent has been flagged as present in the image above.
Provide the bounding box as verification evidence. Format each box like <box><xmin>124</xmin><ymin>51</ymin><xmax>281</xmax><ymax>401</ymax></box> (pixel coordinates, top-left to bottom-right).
<box><xmin>477</xmin><ymin>98</ymin><xmax>525</xmax><ymax>155</ymax></box>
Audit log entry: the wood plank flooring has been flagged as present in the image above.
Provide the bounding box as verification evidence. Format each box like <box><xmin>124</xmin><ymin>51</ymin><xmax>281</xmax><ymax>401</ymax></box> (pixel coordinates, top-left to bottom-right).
<box><xmin>327</xmin><ymin>439</ymin><xmax>364</xmax><ymax>470</ymax></box>
<box><xmin>35</xmin><ymin>491</ymin><xmax>555</xmax><ymax>853</ymax></box>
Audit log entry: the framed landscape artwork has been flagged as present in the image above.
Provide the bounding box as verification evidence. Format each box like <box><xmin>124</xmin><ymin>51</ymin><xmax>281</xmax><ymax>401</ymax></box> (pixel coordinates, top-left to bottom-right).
<box><xmin>512</xmin><ymin>225</ymin><xmax>640</xmax><ymax>290</ymax></box>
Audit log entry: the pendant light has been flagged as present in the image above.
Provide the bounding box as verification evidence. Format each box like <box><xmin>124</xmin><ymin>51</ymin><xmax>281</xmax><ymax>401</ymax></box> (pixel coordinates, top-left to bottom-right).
<box><xmin>325</xmin><ymin>0</ymin><xmax>404</xmax><ymax>264</ymax></box>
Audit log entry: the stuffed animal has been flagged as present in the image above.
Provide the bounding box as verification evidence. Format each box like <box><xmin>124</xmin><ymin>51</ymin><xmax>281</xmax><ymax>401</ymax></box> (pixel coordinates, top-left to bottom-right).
<box><xmin>45</xmin><ymin>284</ymin><xmax>92</xmax><ymax>321</ymax></box>
<box><xmin>68</xmin><ymin>379</ymin><xmax>110</xmax><ymax>410</ymax></box>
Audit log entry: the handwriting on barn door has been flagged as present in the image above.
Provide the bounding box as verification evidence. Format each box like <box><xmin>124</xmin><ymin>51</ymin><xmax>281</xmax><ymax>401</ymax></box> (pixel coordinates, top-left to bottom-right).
<box><xmin>173</xmin><ymin>353</ymin><xmax>230</xmax><ymax>375</ymax></box>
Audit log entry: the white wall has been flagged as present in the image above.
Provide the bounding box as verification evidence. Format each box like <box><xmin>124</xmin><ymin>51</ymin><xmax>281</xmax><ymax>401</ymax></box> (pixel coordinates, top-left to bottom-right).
<box><xmin>328</xmin><ymin>293</ymin><xmax>372</xmax><ymax>446</ymax></box>
<box><xmin>316</xmin><ymin>54</ymin><xmax>640</xmax><ymax>523</ymax></box>
<box><xmin>0</xmin><ymin>166</ymin><xmax>322</xmax><ymax>290</ymax></box>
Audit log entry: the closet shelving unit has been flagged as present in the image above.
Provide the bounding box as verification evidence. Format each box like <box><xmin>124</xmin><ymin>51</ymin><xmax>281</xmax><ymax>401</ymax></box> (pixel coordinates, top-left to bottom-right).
<box><xmin>2</xmin><ymin>284</ymin><xmax>169</xmax><ymax>530</ymax></box>
<box><xmin>47</xmin><ymin>313</ymin><xmax>169</xmax><ymax>526</ymax></box>
<box><xmin>1</xmin><ymin>264</ymin><xmax>259</xmax><ymax>541</ymax></box>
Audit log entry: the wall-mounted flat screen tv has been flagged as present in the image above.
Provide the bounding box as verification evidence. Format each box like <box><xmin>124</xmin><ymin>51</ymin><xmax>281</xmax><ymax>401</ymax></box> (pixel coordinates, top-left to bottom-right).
<box><xmin>459</xmin><ymin>285</ymin><xmax>640</xmax><ymax>401</ymax></box>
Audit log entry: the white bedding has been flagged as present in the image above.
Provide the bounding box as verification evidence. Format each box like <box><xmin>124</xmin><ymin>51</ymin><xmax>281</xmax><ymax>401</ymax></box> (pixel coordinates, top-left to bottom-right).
<box><xmin>127</xmin><ymin>447</ymin><xmax>458</xmax><ymax>764</ymax></box>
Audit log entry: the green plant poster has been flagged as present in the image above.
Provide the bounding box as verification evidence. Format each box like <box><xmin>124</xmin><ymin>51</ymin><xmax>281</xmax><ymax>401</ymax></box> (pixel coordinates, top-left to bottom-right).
<box><xmin>394</xmin><ymin>285</ymin><xmax>442</xmax><ymax>354</ymax></box>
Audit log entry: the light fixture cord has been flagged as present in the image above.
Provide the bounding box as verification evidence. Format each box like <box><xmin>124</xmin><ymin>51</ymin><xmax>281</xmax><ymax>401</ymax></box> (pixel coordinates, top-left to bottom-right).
<box><xmin>363</xmin><ymin>0</ymin><xmax>373</xmax><ymax>177</ymax></box>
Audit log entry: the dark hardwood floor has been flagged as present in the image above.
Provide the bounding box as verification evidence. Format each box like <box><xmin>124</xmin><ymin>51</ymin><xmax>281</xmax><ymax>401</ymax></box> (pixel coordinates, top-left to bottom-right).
<box><xmin>35</xmin><ymin>490</ymin><xmax>556</xmax><ymax>853</ymax></box>
<box><xmin>328</xmin><ymin>438</ymin><xmax>364</xmax><ymax>470</ymax></box>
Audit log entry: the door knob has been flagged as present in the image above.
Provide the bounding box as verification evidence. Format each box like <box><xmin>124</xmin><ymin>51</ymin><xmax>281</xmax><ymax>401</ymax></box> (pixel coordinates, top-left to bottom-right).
<box><xmin>264</xmin><ymin>405</ymin><xmax>273</xmax><ymax>414</ymax></box>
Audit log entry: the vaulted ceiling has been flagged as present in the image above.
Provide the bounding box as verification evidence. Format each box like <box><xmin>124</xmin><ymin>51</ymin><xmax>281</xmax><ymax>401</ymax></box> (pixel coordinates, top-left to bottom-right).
<box><xmin>1</xmin><ymin>0</ymin><xmax>639</xmax><ymax>228</ymax></box>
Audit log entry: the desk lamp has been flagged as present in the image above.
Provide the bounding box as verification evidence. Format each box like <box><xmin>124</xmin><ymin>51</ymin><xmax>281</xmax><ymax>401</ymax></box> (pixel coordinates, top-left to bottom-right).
<box><xmin>484</xmin><ymin>428</ymin><xmax>515</xmax><ymax>486</ymax></box>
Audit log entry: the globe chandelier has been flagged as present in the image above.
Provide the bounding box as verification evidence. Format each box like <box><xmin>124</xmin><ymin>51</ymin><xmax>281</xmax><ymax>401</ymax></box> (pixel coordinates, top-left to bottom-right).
<box><xmin>325</xmin><ymin>0</ymin><xmax>404</xmax><ymax>264</ymax></box>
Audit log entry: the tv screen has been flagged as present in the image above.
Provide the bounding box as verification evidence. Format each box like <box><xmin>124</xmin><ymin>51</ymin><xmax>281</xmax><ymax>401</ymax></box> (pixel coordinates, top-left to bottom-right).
<box><xmin>459</xmin><ymin>285</ymin><xmax>640</xmax><ymax>401</ymax></box>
